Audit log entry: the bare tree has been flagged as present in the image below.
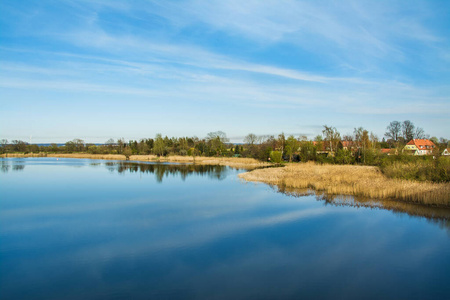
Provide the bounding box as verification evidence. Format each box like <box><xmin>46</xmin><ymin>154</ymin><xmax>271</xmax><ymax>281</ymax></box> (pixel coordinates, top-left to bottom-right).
<box><xmin>277</xmin><ymin>132</ymin><xmax>286</xmax><ymax>153</ymax></box>
<box><xmin>402</xmin><ymin>120</ymin><xmax>415</xmax><ymax>142</ymax></box>
<box><xmin>299</xmin><ymin>135</ymin><xmax>308</xmax><ymax>142</ymax></box>
<box><xmin>342</xmin><ymin>135</ymin><xmax>353</xmax><ymax>141</ymax></box>
<box><xmin>206</xmin><ymin>131</ymin><xmax>229</xmax><ymax>143</ymax></box>
<box><xmin>105</xmin><ymin>138</ymin><xmax>115</xmax><ymax>145</ymax></box>
<box><xmin>0</xmin><ymin>139</ymin><xmax>8</xmax><ymax>147</ymax></box>
<box><xmin>385</xmin><ymin>121</ymin><xmax>401</xmax><ymax>142</ymax></box>
<box><xmin>117</xmin><ymin>138</ymin><xmax>126</xmax><ymax>154</ymax></box>
<box><xmin>244</xmin><ymin>133</ymin><xmax>258</xmax><ymax>145</ymax></box>
<box><xmin>369</xmin><ymin>132</ymin><xmax>378</xmax><ymax>148</ymax></box>
<box><xmin>414</xmin><ymin>127</ymin><xmax>426</xmax><ymax>139</ymax></box>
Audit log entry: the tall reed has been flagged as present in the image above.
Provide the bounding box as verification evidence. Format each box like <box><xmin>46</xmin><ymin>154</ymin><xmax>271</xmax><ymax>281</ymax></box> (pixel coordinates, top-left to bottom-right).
<box><xmin>239</xmin><ymin>162</ymin><xmax>450</xmax><ymax>207</ymax></box>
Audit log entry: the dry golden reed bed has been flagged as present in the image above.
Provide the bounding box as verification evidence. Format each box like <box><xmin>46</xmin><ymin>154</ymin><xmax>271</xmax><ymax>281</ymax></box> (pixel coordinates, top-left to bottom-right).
<box><xmin>1</xmin><ymin>153</ymin><xmax>269</xmax><ymax>168</ymax></box>
<box><xmin>239</xmin><ymin>162</ymin><xmax>450</xmax><ymax>207</ymax></box>
<box><xmin>2</xmin><ymin>153</ymin><xmax>48</xmax><ymax>157</ymax></box>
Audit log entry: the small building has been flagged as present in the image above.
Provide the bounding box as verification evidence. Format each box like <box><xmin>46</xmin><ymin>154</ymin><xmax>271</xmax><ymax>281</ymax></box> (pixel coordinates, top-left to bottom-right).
<box><xmin>442</xmin><ymin>148</ymin><xmax>450</xmax><ymax>156</ymax></box>
<box><xmin>312</xmin><ymin>141</ymin><xmax>331</xmax><ymax>155</ymax></box>
<box><xmin>403</xmin><ymin>139</ymin><xmax>436</xmax><ymax>155</ymax></box>
<box><xmin>341</xmin><ymin>141</ymin><xmax>357</xmax><ymax>152</ymax></box>
<box><xmin>380</xmin><ymin>148</ymin><xmax>397</xmax><ymax>156</ymax></box>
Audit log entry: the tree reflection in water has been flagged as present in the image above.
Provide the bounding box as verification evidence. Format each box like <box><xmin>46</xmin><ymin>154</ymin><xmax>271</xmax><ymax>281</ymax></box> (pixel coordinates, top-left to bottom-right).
<box><xmin>0</xmin><ymin>160</ymin><xmax>25</xmax><ymax>173</ymax></box>
<box><xmin>103</xmin><ymin>161</ymin><xmax>230</xmax><ymax>182</ymax></box>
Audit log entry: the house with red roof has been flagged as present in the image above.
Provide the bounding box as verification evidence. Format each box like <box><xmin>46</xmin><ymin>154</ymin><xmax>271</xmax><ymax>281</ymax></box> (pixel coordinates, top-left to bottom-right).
<box><xmin>380</xmin><ymin>148</ymin><xmax>398</xmax><ymax>155</ymax></box>
<box><xmin>403</xmin><ymin>139</ymin><xmax>436</xmax><ymax>155</ymax></box>
<box><xmin>341</xmin><ymin>141</ymin><xmax>357</xmax><ymax>152</ymax></box>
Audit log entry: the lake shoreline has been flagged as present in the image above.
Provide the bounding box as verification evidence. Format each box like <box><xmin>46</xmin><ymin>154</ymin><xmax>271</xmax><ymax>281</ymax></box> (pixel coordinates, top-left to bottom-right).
<box><xmin>0</xmin><ymin>153</ymin><xmax>270</xmax><ymax>169</ymax></box>
<box><xmin>239</xmin><ymin>162</ymin><xmax>450</xmax><ymax>208</ymax></box>
<box><xmin>3</xmin><ymin>153</ymin><xmax>449</xmax><ymax>207</ymax></box>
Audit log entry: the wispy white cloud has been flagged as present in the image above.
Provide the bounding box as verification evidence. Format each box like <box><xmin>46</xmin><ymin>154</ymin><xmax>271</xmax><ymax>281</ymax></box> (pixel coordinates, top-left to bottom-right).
<box><xmin>1</xmin><ymin>0</ymin><xmax>449</xmax><ymax>140</ymax></box>
<box><xmin>139</xmin><ymin>0</ymin><xmax>447</xmax><ymax>65</ymax></box>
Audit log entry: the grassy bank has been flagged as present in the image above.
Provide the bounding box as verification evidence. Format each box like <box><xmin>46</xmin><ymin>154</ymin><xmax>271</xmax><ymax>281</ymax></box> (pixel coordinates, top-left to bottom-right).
<box><xmin>2</xmin><ymin>153</ymin><xmax>48</xmax><ymax>157</ymax></box>
<box><xmin>0</xmin><ymin>153</ymin><xmax>269</xmax><ymax>168</ymax></box>
<box><xmin>239</xmin><ymin>162</ymin><xmax>450</xmax><ymax>207</ymax></box>
<box><xmin>380</xmin><ymin>156</ymin><xmax>450</xmax><ymax>182</ymax></box>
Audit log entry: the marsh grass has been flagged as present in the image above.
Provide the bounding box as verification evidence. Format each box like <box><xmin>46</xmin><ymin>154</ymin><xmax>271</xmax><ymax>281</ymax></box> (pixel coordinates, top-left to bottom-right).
<box><xmin>239</xmin><ymin>162</ymin><xmax>450</xmax><ymax>207</ymax></box>
<box><xmin>380</xmin><ymin>157</ymin><xmax>450</xmax><ymax>182</ymax></box>
<box><xmin>47</xmin><ymin>154</ymin><xmax>126</xmax><ymax>160</ymax></box>
<box><xmin>1</xmin><ymin>153</ymin><xmax>47</xmax><ymax>157</ymax></box>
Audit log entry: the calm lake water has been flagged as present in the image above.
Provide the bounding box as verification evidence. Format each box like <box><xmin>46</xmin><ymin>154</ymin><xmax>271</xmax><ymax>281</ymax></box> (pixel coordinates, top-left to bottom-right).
<box><xmin>1</xmin><ymin>158</ymin><xmax>449</xmax><ymax>300</ymax></box>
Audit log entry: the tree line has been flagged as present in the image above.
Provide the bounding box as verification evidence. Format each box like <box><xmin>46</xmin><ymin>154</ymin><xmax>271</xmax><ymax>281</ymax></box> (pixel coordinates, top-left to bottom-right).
<box><xmin>2</xmin><ymin>121</ymin><xmax>449</xmax><ymax>182</ymax></box>
<box><xmin>1</xmin><ymin>121</ymin><xmax>449</xmax><ymax>164</ymax></box>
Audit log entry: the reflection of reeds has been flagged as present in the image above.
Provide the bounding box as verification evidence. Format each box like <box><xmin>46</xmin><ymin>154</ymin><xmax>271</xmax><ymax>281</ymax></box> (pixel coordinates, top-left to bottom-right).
<box><xmin>278</xmin><ymin>186</ymin><xmax>450</xmax><ymax>232</ymax></box>
<box><xmin>239</xmin><ymin>162</ymin><xmax>450</xmax><ymax>207</ymax></box>
<box><xmin>43</xmin><ymin>154</ymin><xmax>268</xmax><ymax>168</ymax></box>
<box><xmin>128</xmin><ymin>155</ymin><xmax>268</xmax><ymax>168</ymax></box>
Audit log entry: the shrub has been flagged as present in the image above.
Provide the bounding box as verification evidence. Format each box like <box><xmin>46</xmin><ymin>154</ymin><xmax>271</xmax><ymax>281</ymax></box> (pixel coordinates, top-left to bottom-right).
<box><xmin>380</xmin><ymin>156</ymin><xmax>450</xmax><ymax>182</ymax></box>
<box><xmin>88</xmin><ymin>145</ymin><xmax>99</xmax><ymax>154</ymax></box>
<box><xmin>270</xmin><ymin>151</ymin><xmax>283</xmax><ymax>163</ymax></box>
<box><xmin>334</xmin><ymin>149</ymin><xmax>354</xmax><ymax>164</ymax></box>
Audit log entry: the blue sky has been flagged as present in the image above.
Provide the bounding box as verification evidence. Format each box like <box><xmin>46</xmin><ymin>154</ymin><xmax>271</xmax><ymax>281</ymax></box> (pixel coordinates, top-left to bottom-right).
<box><xmin>1</xmin><ymin>0</ymin><xmax>449</xmax><ymax>143</ymax></box>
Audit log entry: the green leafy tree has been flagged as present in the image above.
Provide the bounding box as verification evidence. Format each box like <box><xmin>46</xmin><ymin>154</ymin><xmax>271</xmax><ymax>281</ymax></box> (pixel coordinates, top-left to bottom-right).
<box><xmin>334</xmin><ymin>149</ymin><xmax>354</xmax><ymax>164</ymax></box>
<box><xmin>65</xmin><ymin>140</ymin><xmax>76</xmax><ymax>153</ymax></box>
<box><xmin>258</xmin><ymin>146</ymin><xmax>272</xmax><ymax>161</ymax></box>
<box><xmin>72</xmin><ymin>139</ymin><xmax>85</xmax><ymax>152</ymax></box>
<box><xmin>300</xmin><ymin>141</ymin><xmax>316</xmax><ymax>162</ymax></box>
<box><xmin>117</xmin><ymin>138</ymin><xmax>126</xmax><ymax>154</ymax></box>
<box><xmin>137</xmin><ymin>141</ymin><xmax>150</xmax><ymax>155</ymax></box>
<box><xmin>429</xmin><ymin>136</ymin><xmax>438</xmax><ymax>144</ymax></box>
<box><xmin>277</xmin><ymin>133</ymin><xmax>286</xmax><ymax>154</ymax></box>
<box><xmin>206</xmin><ymin>131</ymin><xmax>229</xmax><ymax>156</ymax></box>
<box><xmin>270</xmin><ymin>151</ymin><xmax>282</xmax><ymax>163</ymax></box>
<box><xmin>49</xmin><ymin>143</ymin><xmax>59</xmax><ymax>152</ymax></box>
<box><xmin>88</xmin><ymin>145</ymin><xmax>99</xmax><ymax>154</ymax></box>
<box><xmin>285</xmin><ymin>135</ymin><xmax>298</xmax><ymax>162</ymax></box>
<box><xmin>322</xmin><ymin>125</ymin><xmax>340</xmax><ymax>153</ymax></box>
<box><xmin>153</xmin><ymin>134</ymin><xmax>165</xmax><ymax>156</ymax></box>
<box><xmin>234</xmin><ymin>145</ymin><xmax>240</xmax><ymax>155</ymax></box>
